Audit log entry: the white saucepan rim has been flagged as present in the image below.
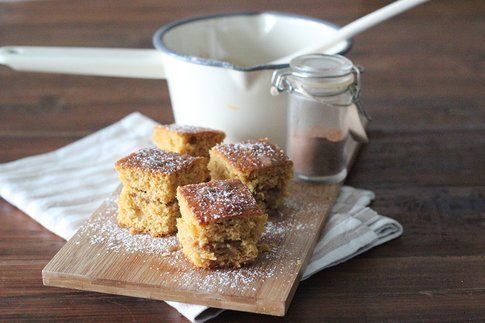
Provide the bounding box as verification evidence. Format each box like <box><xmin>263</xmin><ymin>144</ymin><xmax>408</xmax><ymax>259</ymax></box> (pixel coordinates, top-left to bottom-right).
<box><xmin>153</xmin><ymin>11</ymin><xmax>352</xmax><ymax>72</ymax></box>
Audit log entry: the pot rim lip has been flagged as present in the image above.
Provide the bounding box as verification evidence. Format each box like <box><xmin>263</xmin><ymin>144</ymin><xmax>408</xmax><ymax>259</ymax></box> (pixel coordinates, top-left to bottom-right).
<box><xmin>152</xmin><ymin>11</ymin><xmax>352</xmax><ymax>72</ymax></box>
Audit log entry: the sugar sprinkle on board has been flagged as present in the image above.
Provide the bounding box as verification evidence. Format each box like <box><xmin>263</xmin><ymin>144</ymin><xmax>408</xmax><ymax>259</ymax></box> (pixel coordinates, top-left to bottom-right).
<box><xmin>43</xmin><ymin>181</ymin><xmax>340</xmax><ymax>316</ymax></box>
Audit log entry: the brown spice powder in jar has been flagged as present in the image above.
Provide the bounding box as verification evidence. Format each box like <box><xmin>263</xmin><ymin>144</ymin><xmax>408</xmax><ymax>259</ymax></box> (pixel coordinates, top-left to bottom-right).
<box><xmin>289</xmin><ymin>126</ymin><xmax>347</xmax><ymax>178</ymax></box>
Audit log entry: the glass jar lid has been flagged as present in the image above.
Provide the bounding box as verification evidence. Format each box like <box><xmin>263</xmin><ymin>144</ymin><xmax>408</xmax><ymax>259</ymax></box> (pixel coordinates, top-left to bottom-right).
<box><xmin>290</xmin><ymin>54</ymin><xmax>354</xmax><ymax>79</ymax></box>
<box><xmin>271</xmin><ymin>54</ymin><xmax>356</xmax><ymax>96</ymax></box>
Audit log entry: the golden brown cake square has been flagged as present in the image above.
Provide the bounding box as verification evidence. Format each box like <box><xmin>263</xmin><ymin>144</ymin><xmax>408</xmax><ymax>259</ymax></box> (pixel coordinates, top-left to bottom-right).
<box><xmin>115</xmin><ymin>147</ymin><xmax>209</xmax><ymax>204</ymax></box>
<box><xmin>153</xmin><ymin>124</ymin><xmax>225</xmax><ymax>157</ymax></box>
<box><xmin>115</xmin><ymin>148</ymin><xmax>209</xmax><ymax>237</ymax></box>
<box><xmin>208</xmin><ymin>139</ymin><xmax>293</xmax><ymax>211</ymax></box>
<box><xmin>117</xmin><ymin>186</ymin><xmax>179</xmax><ymax>236</ymax></box>
<box><xmin>176</xmin><ymin>179</ymin><xmax>267</xmax><ymax>269</ymax></box>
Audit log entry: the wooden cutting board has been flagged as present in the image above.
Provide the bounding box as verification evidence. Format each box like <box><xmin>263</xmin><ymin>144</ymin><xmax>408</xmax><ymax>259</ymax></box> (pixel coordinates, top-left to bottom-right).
<box><xmin>42</xmin><ymin>136</ymin><xmax>361</xmax><ymax>316</ymax></box>
<box><xmin>42</xmin><ymin>180</ymin><xmax>341</xmax><ymax>316</ymax></box>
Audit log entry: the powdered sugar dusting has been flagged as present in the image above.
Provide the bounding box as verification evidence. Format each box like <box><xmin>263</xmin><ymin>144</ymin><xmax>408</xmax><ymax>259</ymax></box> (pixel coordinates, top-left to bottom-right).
<box><xmin>214</xmin><ymin>139</ymin><xmax>291</xmax><ymax>172</ymax></box>
<box><xmin>80</xmin><ymin>194</ymin><xmax>178</xmax><ymax>256</ymax></box>
<box><xmin>178</xmin><ymin>179</ymin><xmax>262</xmax><ymax>224</ymax></box>
<box><xmin>83</xmin><ymin>184</ymin><xmax>328</xmax><ymax>295</ymax></box>
<box><xmin>115</xmin><ymin>147</ymin><xmax>198</xmax><ymax>174</ymax></box>
<box><xmin>162</xmin><ymin>124</ymin><xmax>222</xmax><ymax>134</ymax></box>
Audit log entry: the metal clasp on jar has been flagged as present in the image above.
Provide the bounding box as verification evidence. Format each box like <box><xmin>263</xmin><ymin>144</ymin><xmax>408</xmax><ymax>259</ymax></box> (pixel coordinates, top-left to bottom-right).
<box><xmin>270</xmin><ymin>67</ymin><xmax>295</xmax><ymax>95</ymax></box>
<box><xmin>271</xmin><ymin>62</ymin><xmax>370</xmax><ymax>121</ymax></box>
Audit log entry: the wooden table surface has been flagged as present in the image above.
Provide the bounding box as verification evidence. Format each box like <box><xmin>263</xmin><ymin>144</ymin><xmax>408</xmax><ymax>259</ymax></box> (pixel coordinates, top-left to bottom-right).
<box><xmin>1</xmin><ymin>0</ymin><xmax>484</xmax><ymax>321</ymax></box>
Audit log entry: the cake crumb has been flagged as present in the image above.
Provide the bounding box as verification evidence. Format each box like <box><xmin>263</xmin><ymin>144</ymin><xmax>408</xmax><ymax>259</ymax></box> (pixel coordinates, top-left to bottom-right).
<box><xmin>259</xmin><ymin>243</ymin><xmax>272</xmax><ymax>253</ymax></box>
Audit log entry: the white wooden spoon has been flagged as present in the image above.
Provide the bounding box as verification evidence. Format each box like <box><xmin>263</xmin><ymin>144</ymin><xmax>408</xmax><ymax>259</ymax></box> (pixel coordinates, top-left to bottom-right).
<box><xmin>270</xmin><ymin>0</ymin><xmax>430</xmax><ymax>65</ymax></box>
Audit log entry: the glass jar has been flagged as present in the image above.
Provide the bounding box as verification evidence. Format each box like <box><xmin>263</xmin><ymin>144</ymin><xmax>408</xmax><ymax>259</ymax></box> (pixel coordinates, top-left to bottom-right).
<box><xmin>271</xmin><ymin>54</ymin><xmax>369</xmax><ymax>183</ymax></box>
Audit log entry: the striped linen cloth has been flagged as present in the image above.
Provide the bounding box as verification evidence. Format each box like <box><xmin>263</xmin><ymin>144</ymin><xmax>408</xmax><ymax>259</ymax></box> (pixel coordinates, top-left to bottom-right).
<box><xmin>0</xmin><ymin>112</ymin><xmax>402</xmax><ymax>322</ymax></box>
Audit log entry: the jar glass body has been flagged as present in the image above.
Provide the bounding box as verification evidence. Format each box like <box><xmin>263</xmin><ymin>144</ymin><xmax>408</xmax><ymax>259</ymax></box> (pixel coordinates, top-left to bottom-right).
<box><xmin>287</xmin><ymin>89</ymin><xmax>353</xmax><ymax>183</ymax></box>
<box><xmin>271</xmin><ymin>54</ymin><xmax>367</xmax><ymax>183</ymax></box>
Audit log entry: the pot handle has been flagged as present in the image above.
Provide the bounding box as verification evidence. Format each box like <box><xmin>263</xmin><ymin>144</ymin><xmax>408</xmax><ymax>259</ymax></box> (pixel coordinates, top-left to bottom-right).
<box><xmin>0</xmin><ymin>46</ymin><xmax>166</xmax><ymax>79</ymax></box>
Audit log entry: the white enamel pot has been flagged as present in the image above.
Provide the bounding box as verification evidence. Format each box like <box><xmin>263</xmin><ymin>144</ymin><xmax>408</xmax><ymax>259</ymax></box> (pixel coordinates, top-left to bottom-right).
<box><xmin>0</xmin><ymin>12</ymin><xmax>350</xmax><ymax>147</ymax></box>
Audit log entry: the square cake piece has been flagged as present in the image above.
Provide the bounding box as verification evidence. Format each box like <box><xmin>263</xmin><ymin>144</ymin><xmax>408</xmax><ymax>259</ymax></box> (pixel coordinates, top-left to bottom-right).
<box><xmin>208</xmin><ymin>139</ymin><xmax>293</xmax><ymax>211</ymax></box>
<box><xmin>115</xmin><ymin>148</ymin><xmax>208</xmax><ymax>237</ymax></box>
<box><xmin>117</xmin><ymin>186</ymin><xmax>180</xmax><ymax>237</ymax></box>
<box><xmin>116</xmin><ymin>147</ymin><xmax>209</xmax><ymax>204</ymax></box>
<box><xmin>153</xmin><ymin>124</ymin><xmax>225</xmax><ymax>157</ymax></box>
<box><xmin>176</xmin><ymin>179</ymin><xmax>267</xmax><ymax>269</ymax></box>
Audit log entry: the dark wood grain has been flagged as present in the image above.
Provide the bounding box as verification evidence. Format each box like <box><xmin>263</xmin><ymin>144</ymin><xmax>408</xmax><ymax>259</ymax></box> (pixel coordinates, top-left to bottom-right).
<box><xmin>0</xmin><ymin>0</ymin><xmax>484</xmax><ymax>321</ymax></box>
